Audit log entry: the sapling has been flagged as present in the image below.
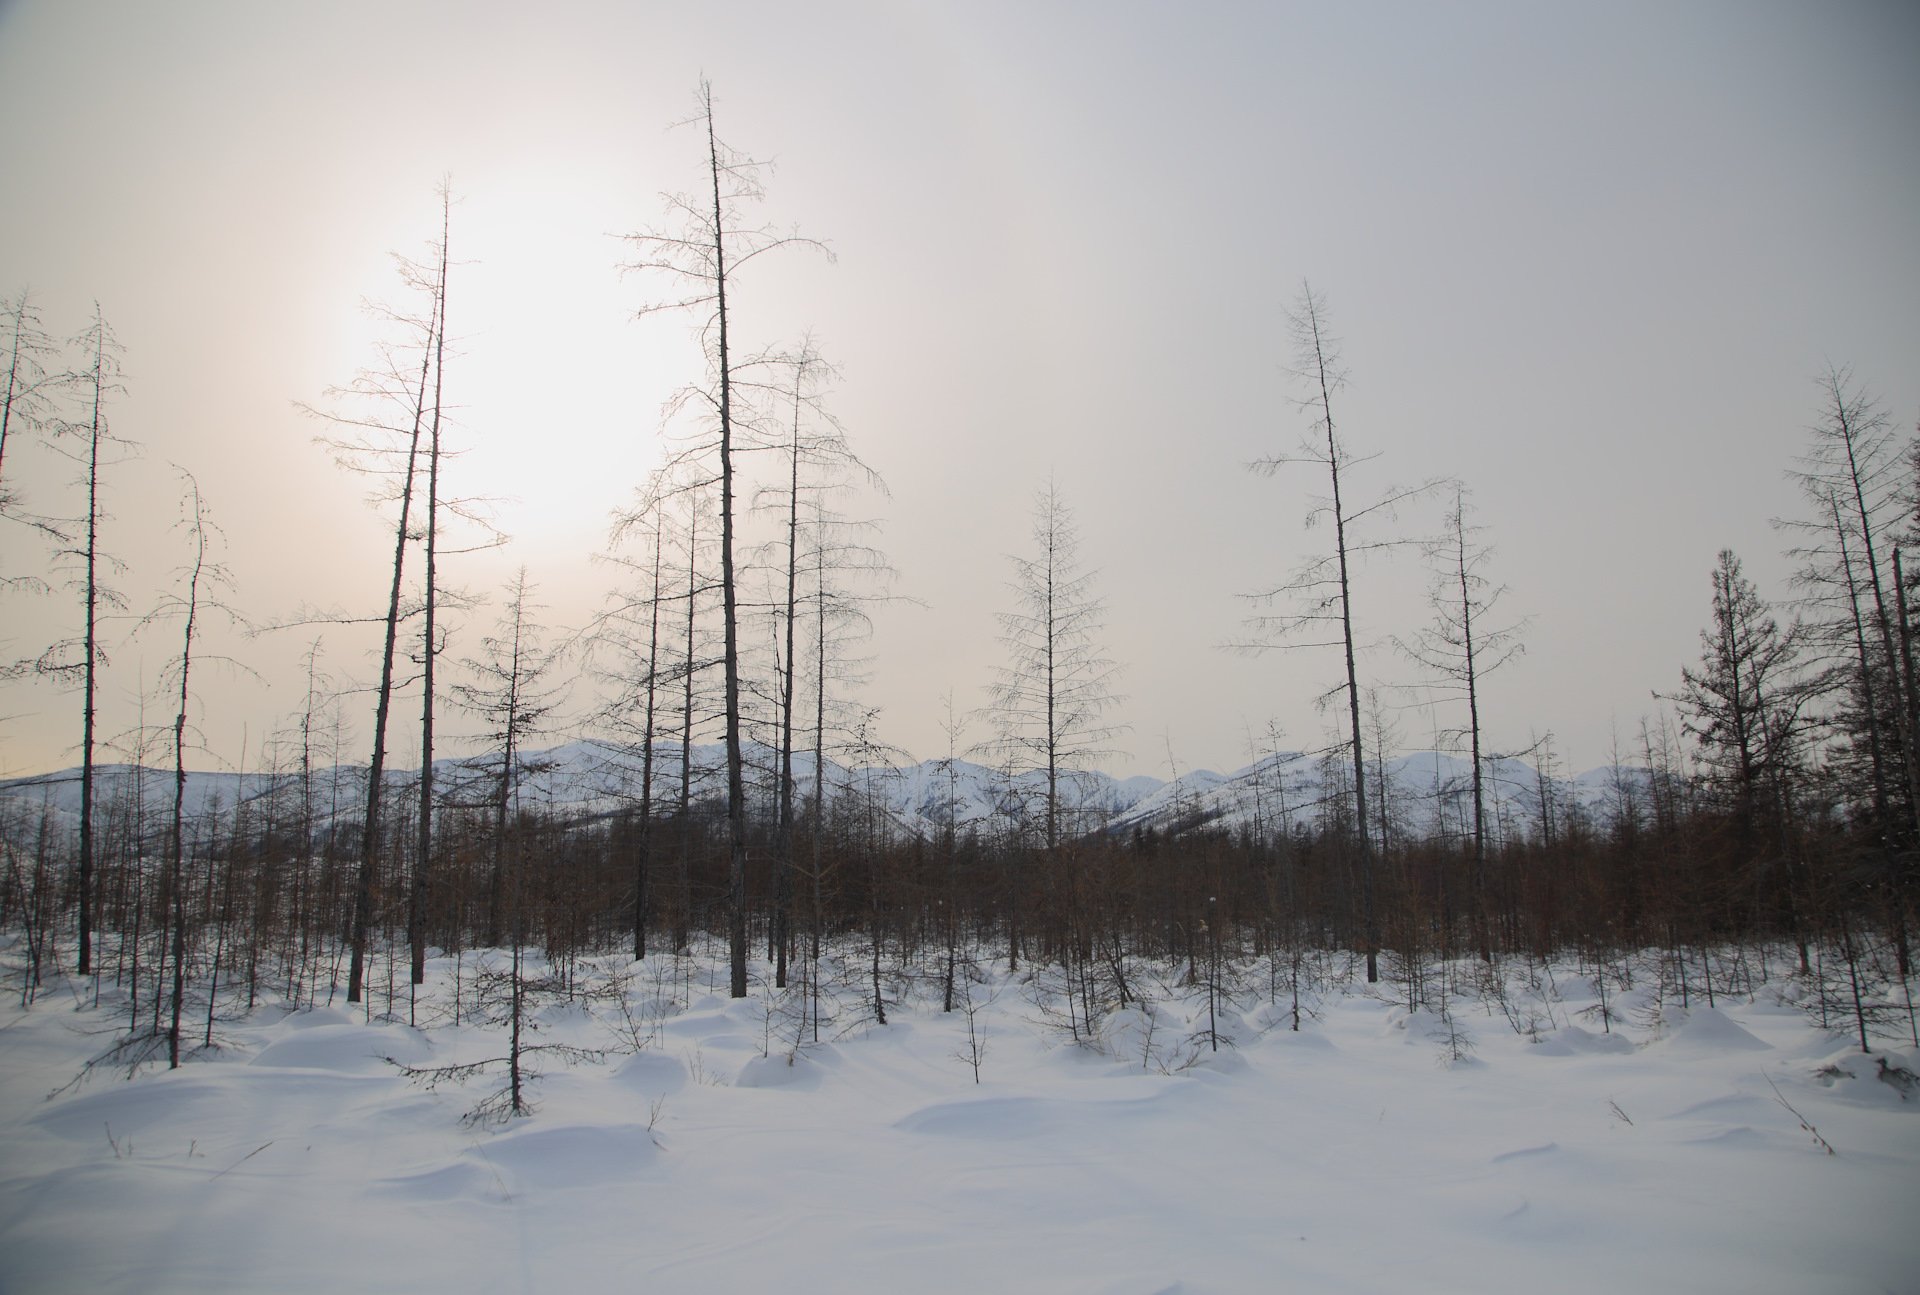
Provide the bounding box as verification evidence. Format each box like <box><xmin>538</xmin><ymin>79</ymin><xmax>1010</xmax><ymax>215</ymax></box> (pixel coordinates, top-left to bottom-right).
<box><xmin>1429</xmin><ymin>978</ymin><xmax>1475</xmax><ymax>1068</ymax></box>
<box><xmin>951</xmin><ymin>958</ymin><xmax>994</xmax><ymax>1083</ymax></box>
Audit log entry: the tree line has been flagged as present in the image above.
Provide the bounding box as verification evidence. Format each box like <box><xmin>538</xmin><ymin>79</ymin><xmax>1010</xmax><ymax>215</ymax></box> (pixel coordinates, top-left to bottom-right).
<box><xmin>2</xmin><ymin>85</ymin><xmax>1915</xmax><ymax>1077</ymax></box>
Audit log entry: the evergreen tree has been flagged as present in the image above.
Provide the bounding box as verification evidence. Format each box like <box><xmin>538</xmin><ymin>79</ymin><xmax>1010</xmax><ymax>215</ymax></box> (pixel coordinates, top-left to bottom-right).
<box><xmin>1675</xmin><ymin>549</ymin><xmax>1811</xmax><ymax>850</ymax></box>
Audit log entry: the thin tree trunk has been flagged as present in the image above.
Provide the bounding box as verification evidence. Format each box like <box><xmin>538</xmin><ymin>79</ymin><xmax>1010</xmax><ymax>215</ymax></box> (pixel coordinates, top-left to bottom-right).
<box><xmin>677</xmin><ymin>500</ymin><xmax>698</xmax><ymax>954</ymax></box>
<box><xmin>1835</xmin><ymin>404</ymin><xmax>1920</xmax><ymax>836</ymax></box>
<box><xmin>410</xmin><ymin>196</ymin><xmax>450</xmax><ymax>988</ymax></box>
<box><xmin>1832</xmin><ymin>494</ymin><xmax>1893</xmax><ymax>832</ymax></box>
<box><xmin>347</xmin><ymin>260</ymin><xmax>439</xmax><ymax>1005</ymax></box>
<box><xmin>702</xmin><ymin>94</ymin><xmax>750</xmax><ymax>1000</ymax></box>
<box><xmin>635</xmin><ymin>520</ymin><xmax>663</xmax><ymax>961</ymax></box>
<box><xmin>166</xmin><ymin>489</ymin><xmax>206</xmax><ymax>1067</ymax></box>
<box><xmin>1301</xmin><ymin>293</ymin><xmax>1377</xmax><ymax>982</ymax></box>
<box><xmin>1454</xmin><ymin>499</ymin><xmax>1490</xmax><ymax>961</ymax></box>
<box><xmin>774</xmin><ymin>362</ymin><xmax>805</xmax><ymax>988</ymax></box>
<box><xmin>78</xmin><ymin>322</ymin><xmax>106</xmax><ymax>977</ymax></box>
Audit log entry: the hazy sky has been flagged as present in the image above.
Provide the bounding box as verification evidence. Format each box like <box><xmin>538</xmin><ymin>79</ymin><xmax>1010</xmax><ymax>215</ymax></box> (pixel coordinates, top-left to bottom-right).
<box><xmin>1</xmin><ymin>0</ymin><xmax>1916</xmax><ymax>781</ymax></box>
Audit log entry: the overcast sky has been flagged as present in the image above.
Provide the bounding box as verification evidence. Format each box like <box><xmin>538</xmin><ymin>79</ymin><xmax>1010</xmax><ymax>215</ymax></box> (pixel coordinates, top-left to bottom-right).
<box><xmin>1</xmin><ymin>0</ymin><xmax>1916</xmax><ymax>782</ymax></box>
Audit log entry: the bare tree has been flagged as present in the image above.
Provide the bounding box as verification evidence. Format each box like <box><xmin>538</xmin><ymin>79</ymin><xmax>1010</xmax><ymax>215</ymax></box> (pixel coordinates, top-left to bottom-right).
<box><xmin>752</xmin><ymin>339</ymin><xmax>885</xmax><ymax>987</ymax></box>
<box><xmin>594</xmin><ymin>508</ymin><xmax>671</xmax><ymax>961</ymax></box>
<box><xmin>1241</xmin><ymin>284</ymin><xmax>1428</xmax><ymax>981</ymax></box>
<box><xmin>0</xmin><ymin>288</ymin><xmax>60</xmax><ymax>530</ymax></box>
<box><xmin>1396</xmin><ymin>486</ymin><xmax>1526</xmax><ymax>955</ymax></box>
<box><xmin>307</xmin><ymin>217</ymin><xmax>446</xmax><ymax>1005</ymax></box>
<box><xmin>1784</xmin><ymin>367</ymin><xmax>1916</xmax><ymax>839</ymax></box>
<box><xmin>455</xmin><ymin>568</ymin><xmax>565</xmax><ymax>1107</ymax></box>
<box><xmin>139</xmin><ymin>472</ymin><xmax>244</xmax><ymax>1066</ymax></box>
<box><xmin>403</xmin><ymin>187</ymin><xmax>499</xmax><ymax>989</ymax></box>
<box><xmin>621</xmin><ymin>81</ymin><xmax>828</xmax><ymax>997</ymax></box>
<box><xmin>979</xmin><ymin>479</ymin><xmax>1126</xmax><ymax>852</ymax></box>
<box><xmin>410</xmin><ymin>189</ymin><xmax>453</xmax><ymax>991</ymax></box>
<box><xmin>41</xmin><ymin>304</ymin><xmax>133</xmax><ymax>976</ymax></box>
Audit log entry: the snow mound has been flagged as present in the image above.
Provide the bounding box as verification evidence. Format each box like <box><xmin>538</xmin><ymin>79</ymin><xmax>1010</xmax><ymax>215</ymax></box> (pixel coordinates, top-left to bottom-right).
<box><xmin>249</xmin><ymin>1023</ymin><xmax>432</xmax><ymax>1072</ymax></box>
<box><xmin>1811</xmin><ymin>1051</ymin><xmax>1920</xmax><ymax>1109</ymax></box>
<box><xmin>608</xmin><ymin>1050</ymin><xmax>685</xmax><ymax>1096</ymax></box>
<box><xmin>1662</xmin><ymin>1008</ymin><xmax>1772</xmax><ymax>1053</ymax></box>
<box><xmin>33</xmin><ymin>1074</ymin><xmax>233</xmax><ymax>1142</ymax></box>
<box><xmin>1553</xmin><ymin>1025</ymin><xmax>1634</xmax><ymax>1054</ymax></box>
<box><xmin>474</xmin><ymin>1123</ymin><xmax>659</xmax><ymax>1189</ymax></box>
<box><xmin>735</xmin><ymin>1052</ymin><xmax>823</xmax><ymax>1089</ymax></box>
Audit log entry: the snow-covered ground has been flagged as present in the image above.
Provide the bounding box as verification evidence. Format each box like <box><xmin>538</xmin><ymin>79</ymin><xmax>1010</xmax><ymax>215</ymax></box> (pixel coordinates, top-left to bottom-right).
<box><xmin>2</xmin><ymin>947</ymin><xmax>1915</xmax><ymax>1294</ymax></box>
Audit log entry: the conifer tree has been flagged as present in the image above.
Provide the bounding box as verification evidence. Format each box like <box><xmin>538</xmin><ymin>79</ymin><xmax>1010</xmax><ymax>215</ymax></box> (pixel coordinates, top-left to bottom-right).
<box><xmin>1675</xmin><ymin>549</ymin><xmax>1810</xmax><ymax>842</ymax></box>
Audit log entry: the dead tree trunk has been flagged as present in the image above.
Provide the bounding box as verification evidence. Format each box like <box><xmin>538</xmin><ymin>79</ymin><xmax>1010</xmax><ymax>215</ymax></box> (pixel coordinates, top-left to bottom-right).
<box><xmin>410</xmin><ymin>191</ymin><xmax>451</xmax><ymax>988</ymax></box>
<box><xmin>345</xmin><ymin>254</ymin><xmax>441</xmax><ymax>1005</ymax></box>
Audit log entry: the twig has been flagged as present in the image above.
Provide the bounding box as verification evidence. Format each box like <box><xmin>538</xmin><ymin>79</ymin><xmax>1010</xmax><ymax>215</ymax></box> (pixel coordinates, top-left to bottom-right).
<box><xmin>1763</xmin><ymin>1073</ymin><xmax>1836</xmax><ymax>1156</ymax></box>
<box><xmin>210</xmin><ymin>1141</ymin><xmax>274</xmax><ymax>1179</ymax></box>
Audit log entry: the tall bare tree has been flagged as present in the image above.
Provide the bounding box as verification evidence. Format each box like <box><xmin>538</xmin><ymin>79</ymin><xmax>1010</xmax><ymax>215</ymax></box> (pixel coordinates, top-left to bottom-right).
<box><xmin>411</xmin><ymin>186</ymin><xmax>454</xmax><ymax>990</ymax></box>
<box><xmin>1242</xmin><ymin>283</ymin><xmax>1429</xmax><ymax>982</ymax></box>
<box><xmin>1397</xmin><ymin>486</ymin><xmax>1526</xmax><ymax>954</ymax></box>
<box><xmin>752</xmin><ymin>339</ymin><xmax>884</xmax><ymax>986</ymax></box>
<box><xmin>1784</xmin><ymin>367</ymin><xmax>1916</xmax><ymax>841</ymax></box>
<box><xmin>139</xmin><ymin>472</ymin><xmax>242</xmax><ymax>1065</ymax></box>
<box><xmin>308</xmin><ymin>218</ymin><xmax>446</xmax><ymax>1005</ymax></box>
<box><xmin>595</xmin><ymin>509</ymin><xmax>670</xmax><ymax>961</ymax></box>
<box><xmin>622</xmin><ymin>81</ymin><xmax>827</xmax><ymax>997</ymax></box>
<box><xmin>43</xmin><ymin>304</ymin><xmax>131</xmax><ymax>976</ymax></box>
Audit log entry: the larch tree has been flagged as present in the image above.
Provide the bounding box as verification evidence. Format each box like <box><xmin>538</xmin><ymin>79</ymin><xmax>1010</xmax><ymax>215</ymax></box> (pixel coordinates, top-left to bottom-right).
<box><xmin>42</xmin><ymin>304</ymin><xmax>131</xmax><ymax>977</ymax></box>
<box><xmin>440</xmin><ymin>571</ymin><xmax>564</xmax><ymax>1118</ymax></box>
<box><xmin>796</xmin><ymin>494</ymin><xmax>895</xmax><ymax>1004</ymax></box>
<box><xmin>1396</xmin><ymin>485</ymin><xmax>1526</xmax><ymax>956</ymax></box>
<box><xmin>139</xmin><ymin>472</ymin><xmax>243</xmax><ymax>1066</ymax></box>
<box><xmin>1783</xmin><ymin>367</ymin><xmax>1916</xmax><ymax>842</ymax></box>
<box><xmin>1242</xmin><ymin>283</ymin><xmax>1430</xmax><ymax>983</ymax></box>
<box><xmin>406</xmin><ymin>185</ymin><xmax>500</xmax><ymax>990</ymax></box>
<box><xmin>594</xmin><ymin>507</ymin><xmax>671</xmax><ymax>961</ymax></box>
<box><xmin>621</xmin><ymin>81</ymin><xmax>827</xmax><ymax>998</ymax></box>
<box><xmin>1674</xmin><ymin>549</ymin><xmax>1811</xmax><ymax>841</ymax></box>
<box><xmin>980</xmin><ymin>479</ymin><xmax>1125</xmax><ymax>853</ymax></box>
<box><xmin>0</xmin><ymin>288</ymin><xmax>59</xmax><ymax>531</ymax></box>
<box><xmin>308</xmin><ymin>215</ymin><xmax>446</xmax><ymax>1005</ymax></box>
<box><xmin>409</xmin><ymin>190</ymin><xmax>453</xmax><ymax>990</ymax></box>
<box><xmin>752</xmin><ymin>338</ymin><xmax>885</xmax><ymax>988</ymax></box>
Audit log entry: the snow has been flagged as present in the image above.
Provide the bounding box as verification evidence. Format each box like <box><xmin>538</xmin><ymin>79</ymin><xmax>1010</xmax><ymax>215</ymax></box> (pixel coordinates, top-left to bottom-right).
<box><xmin>0</xmin><ymin>740</ymin><xmax>1171</xmax><ymax>841</ymax></box>
<box><xmin>0</xmin><ymin>742</ymin><xmax>1640</xmax><ymax>846</ymax></box>
<box><xmin>1110</xmin><ymin>751</ymin><xmax>1642</xmax><ymax>839</ymax></box>
<box><xmin>2</xmin><ymin>952</ymin><xmax>1916</xmax><ymax>1294</ymax></box>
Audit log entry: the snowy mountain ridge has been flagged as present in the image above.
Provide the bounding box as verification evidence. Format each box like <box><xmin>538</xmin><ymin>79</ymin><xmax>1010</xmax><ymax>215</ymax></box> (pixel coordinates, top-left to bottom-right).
<box><xmin>1</xmin><ymin>740</ymin><xmax>1641</xmax><ymax>842</ymax></box>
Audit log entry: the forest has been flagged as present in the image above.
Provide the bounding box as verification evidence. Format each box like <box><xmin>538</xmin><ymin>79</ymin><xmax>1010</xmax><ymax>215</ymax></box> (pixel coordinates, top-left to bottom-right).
<box><xmin>1</xmin><ymin>84</ymin><xmax>1916</xmax><ymax>1108</ymax></box>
